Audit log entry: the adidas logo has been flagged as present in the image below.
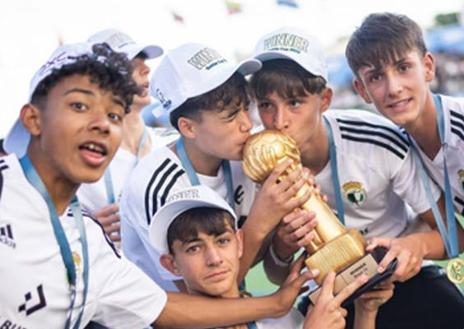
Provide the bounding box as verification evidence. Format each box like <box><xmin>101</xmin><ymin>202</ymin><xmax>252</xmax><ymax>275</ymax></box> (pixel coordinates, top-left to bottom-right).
<box><xmin>0</xmin><ymin>223</ymin><xmax>16</xmax><ymax>249</ymax></box>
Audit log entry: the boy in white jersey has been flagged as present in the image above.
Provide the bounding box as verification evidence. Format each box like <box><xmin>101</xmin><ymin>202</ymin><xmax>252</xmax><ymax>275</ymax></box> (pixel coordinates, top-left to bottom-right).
<box><xmin>249</xmin><ymin>27</ymin><xmax>464</xmax><ymax>329</ymax></box>
<box><xmin>0</xmin><ymin>41</ymin><xmax>321</xmax><ymax>329</ymax></box>
<box><xmin>120</xmin><ymin>43</ymin><xmax>317</xmax><ymax>291</ymax></box>
<box><xmin>150</xmin><ymin>185</ymin><xmax>391</xmax><ymax>329</ymax></box>
<box><xmin>346</xmin><ymin>13</ymin><xmax>464</xmax><ymax>248</ymax></box>
<box><xmin>77</xmin><ymin>29</ymin><xmax>176</xmax><ymax>244</ymax></box>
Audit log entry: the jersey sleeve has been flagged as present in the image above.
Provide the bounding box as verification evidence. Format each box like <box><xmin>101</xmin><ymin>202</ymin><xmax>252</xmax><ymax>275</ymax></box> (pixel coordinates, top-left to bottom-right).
<box><xmin>391</xmin><ymin>147</ymin><xmax>441</xmax><ymax>215</ymax></box>
<box><xmin>89</xmin><ymin>219</ymin><xmax>168</xmax><ymax>328</ymax></box>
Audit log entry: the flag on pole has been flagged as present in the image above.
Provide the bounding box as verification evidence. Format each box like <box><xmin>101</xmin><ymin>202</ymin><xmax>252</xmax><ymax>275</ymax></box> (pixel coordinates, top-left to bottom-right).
<box><xmin>277</xmin><ymin>0</ymin><xmax>299</xmax><ymax>8</ymax></box>
<box><xmin>224</xmin><ymin>0</ymin><xmax>242</xmax><ymax>15</ymax></box>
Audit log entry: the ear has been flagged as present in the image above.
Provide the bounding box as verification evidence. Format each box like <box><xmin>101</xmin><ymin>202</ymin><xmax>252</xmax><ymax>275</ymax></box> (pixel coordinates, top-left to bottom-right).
<box><xmin>160</xmin><ymin>254</ymin><xmax>182</xmax><ymax>276</ymax></box>
<box><xmin>236</xmin><ymin>229</ymin><xmax>244</xmax><ymax>260</ymax></box>
<box><xmin>423</xmin><ymin>52</ymin><xmax>436</xmax><ymax>82</ymax></box>
<box><xmin>353</xmin><ymin>78</ymin><xmax>372</xmax><ymax>104</ymax></box>
<box><xmin>177</xmin><ymin>117</ymin><xmax>197</xmax><ymax>140</ymax></box>
<box><xmin>320</xmin><ymin>87</ymin><xmax>333</xmax><ymax>113</ymax></box>
<box><xmin>20</xmin><ymin>104</ymin><xmax>42</xmax><ymax>136</ymax></box>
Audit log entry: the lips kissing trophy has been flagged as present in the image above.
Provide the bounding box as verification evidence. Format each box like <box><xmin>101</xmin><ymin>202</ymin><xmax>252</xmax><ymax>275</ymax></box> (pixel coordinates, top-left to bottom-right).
<box><xmin>242</xmin><ymin>130</ymin><xmax>395</xmax><ymax>304</ymax></box>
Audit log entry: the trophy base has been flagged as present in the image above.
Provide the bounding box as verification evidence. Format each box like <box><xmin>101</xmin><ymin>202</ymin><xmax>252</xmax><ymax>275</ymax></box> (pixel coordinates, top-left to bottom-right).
<box><xmin>308</xmin><ymin>247</ymin><xmax>397</xmax><ymax>306</ymax></box>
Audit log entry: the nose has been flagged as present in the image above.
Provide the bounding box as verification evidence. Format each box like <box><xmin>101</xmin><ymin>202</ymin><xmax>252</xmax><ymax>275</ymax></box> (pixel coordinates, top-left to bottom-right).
<box><xmin>274</xmin><ymin>107</ymin><xmax>289</xmax><ymax>131</ymax></box>
<box><xmin>205</xmin><ymin>245</ymin><xmax>223</xmax><ymax>267</ymax></box>
<box><xmin>239</xmin><ymin>110</ymin><xmax>253</xmax><ymax>133</ymax></box>
<box><xmin>88</xmin><ymin>111</ymin><xmax>110</xmax><ymax>135</ymax></box>
<box><xmin>386</xmin><ymin>72</ymin><xmax>403</xmax><ymax>97</ymax></box>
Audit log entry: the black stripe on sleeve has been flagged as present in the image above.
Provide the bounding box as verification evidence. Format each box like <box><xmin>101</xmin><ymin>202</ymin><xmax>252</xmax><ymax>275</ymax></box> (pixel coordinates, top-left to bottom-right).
<box><xmin>339</xmin><ymin>126</ymin><xmax>408</xmax><ymax>153</ymax></box>
<box><xmin>159</xmin><ymin>169</ymin><xmax>185</xmax><ymax>208</ymax></box>
<box><xmin>340</xmin><ymin>134</ymin><xmax>405</xmax><ymax>159</ymax></box>
<box><xmin>144</xmin><ymin>159</ymin><xmax>171</xmax><ymax>226</ymax></box>
<box><xmin>149</xmin><ymin>163</ymin><xmax>181</xmax><ymax>223</ymax></box>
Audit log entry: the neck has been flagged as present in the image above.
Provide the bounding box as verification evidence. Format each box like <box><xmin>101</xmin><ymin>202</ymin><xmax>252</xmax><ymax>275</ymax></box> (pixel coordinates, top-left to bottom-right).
<box><xmin>176</xmin><ymin>138</ymin><xmax>223</xmax><ymax>176</ymax></box>
<box><xmin>300</xmin><ymin>122</ymin><xmax>330</xmax><ymax>175</ymax></box>
<box><xmin>404</xmin><ymin>92</ymin><xmax>441</xmax><ymax>159</ymax></box>
<box><xmin>27</xmin><ymin>145</ymin><xmax>78</xmax><ymax>215</ymax></box>
<box><xmin>120</xmin><ymin>110</ymin><xmax>151</xmax><ymax>156</ymax></box>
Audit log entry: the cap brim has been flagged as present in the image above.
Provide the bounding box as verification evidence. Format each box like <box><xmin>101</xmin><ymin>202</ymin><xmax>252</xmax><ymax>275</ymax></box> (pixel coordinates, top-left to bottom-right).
<box><xmin>236</xmin><ymin>58</ymin><xmax>262</xmax><ymax>76</ymax></box>
<box><xmin>127</xmin><ymin>44</ymin><xmax>163</xmax><ymax>60</ymax></box>
<box><xmin>3</xmin><ymin>118</ymin><xmax>30</xmax><ymax>158</ymax></box>
<box><xmin>149</xmin><ymin>198</ymin><xmax>236</xmax><ymax>255</ymax></box>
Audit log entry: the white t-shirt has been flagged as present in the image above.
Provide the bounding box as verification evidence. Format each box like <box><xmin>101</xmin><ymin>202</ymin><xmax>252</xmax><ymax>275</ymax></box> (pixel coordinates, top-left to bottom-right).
<box><xmin>77</xmin><ymin>127</ymin><xmax>178</xmax><ymax>213</ymax></box>
<box><xmin>0</xmin><ymin>154</ymin><xmax>166</xmax><ymax>329</ymax></box>
<box><xmin>319</xmin><ymin>110</ymin><xmax>441</xmax><ymax>239</ymax></box>
<box><xmin>255</xmin><ymin>308</ymin><xmax>303</xmax><ymax>329</ymax></box>
<box><xmin>411</xmin><ymin>94</ymin><xmax>464</xmax><ymax>214</ymax></box>
<box><xmin>120</xmin><ymin>145</ymin><xmax>256</xmax><ymax>291</ymax></box>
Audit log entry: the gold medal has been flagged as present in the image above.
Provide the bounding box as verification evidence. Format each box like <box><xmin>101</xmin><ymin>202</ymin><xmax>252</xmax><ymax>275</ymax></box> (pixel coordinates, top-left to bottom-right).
<box><xmin>446</xmin><ymin>258</ymin><xmax>464</xmax><ymax>284</ymax></box>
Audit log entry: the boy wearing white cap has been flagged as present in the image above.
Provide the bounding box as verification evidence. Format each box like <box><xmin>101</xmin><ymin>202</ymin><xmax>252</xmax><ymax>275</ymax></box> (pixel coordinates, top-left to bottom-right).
<box><xmin>0</xmin><ymin>41</ymin><xmax>317</xmax><ymax>329</ymax></box>
<box><xmin>120</xmin><ymin>43</ymin><xmax>316</xmax><ymax>291</ymax></box>
<box><xmin>77</xmin><ymin>29</ymin><xmax>176</xmax><ymax>244</ymax></box>
<box><xmin>249</xmin><ymin>27</ymin><xmax>464</xmax><ymax>329</ymax></box>
<box><xmin>150</xmin><ymin>185</ymin><xmax>391</xmax><ymax>329</ymax></box>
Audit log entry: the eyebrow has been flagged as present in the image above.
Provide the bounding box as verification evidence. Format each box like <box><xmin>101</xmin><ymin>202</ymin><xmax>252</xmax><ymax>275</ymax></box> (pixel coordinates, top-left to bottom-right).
<box><xmin>63</xmin><ymin>88</ymin><xmax>95</xmax><ymax>96</ymax></box>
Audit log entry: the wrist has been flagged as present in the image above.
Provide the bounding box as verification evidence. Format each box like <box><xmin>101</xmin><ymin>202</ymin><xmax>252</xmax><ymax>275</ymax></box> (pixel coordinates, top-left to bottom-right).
<box><xmin>270</xmin><ymin>243</ymin><xmax>294</xmax><ymax>267</ymax></box>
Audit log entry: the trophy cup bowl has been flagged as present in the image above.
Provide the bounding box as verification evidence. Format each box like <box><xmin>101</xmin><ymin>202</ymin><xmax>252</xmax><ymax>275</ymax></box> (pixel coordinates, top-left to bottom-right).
<box><xmin>243</xmin><ymin>130</ymin><xmax>396</xmax><ymax>304</ymax></box>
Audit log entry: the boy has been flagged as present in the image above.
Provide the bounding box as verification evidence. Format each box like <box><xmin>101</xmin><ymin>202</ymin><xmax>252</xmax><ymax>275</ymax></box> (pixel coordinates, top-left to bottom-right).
<box><xmin>346</xmin><ymin>12</ymin><xmax>464</xmax><ymax>256</ymax></box>
<box><xmin>77</xmin><ymin>29</ymin><xmax>176</xmax><ymax>244</ymax></box>
<box><xmin>120</xmin><ymin>42</ymin><xmax>316</xmax><ymax>291</ymax></box>
<box><xmin>0</xmin><ymin>41</ymin><xmax>316</xmax><ymax>329</ymax></box>
<box><xmin>149</xmin><ymin>184</ymin><xmax>390</xmax><ymax>329</ymax></box>
<box><xmin>249</xmin><ymin>27</ymin><xmax>464</xmax><ymax>329</ymax></box>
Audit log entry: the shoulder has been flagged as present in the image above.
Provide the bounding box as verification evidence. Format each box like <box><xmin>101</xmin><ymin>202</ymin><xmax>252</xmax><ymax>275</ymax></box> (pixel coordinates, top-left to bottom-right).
<box><xmin>325</xmin><ymin>109</ymin><xmax>410</xmax><ymax>160</ymax></box>
<box><xmin>441</xmin><ymin>95</ymin><xmax>464</xmax><ymax>142</ymax></box>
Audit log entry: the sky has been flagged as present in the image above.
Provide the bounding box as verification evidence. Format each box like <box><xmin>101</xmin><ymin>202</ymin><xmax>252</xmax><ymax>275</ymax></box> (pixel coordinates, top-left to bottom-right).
<box><xmin>1</xmin><ymin>0</ymin><xmax>463</xmax><ymax>138</ymax></box>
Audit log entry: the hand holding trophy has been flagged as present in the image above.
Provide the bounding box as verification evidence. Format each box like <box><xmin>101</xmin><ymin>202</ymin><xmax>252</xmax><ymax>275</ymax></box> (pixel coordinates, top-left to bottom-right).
<box><xmin>242</xmin><ymin>130</ymin><xmax>396</xmax><ymax>304</ymax></box>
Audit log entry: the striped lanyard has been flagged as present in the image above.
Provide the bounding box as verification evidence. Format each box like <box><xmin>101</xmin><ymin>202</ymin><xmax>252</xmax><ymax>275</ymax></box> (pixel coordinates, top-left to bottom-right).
<box><xmin>20</xmin><ymin>156</ymin><xmax>89</xmax><ymax>329</ymax></box>
<box><xmin>176</xmin><ymin>137</ymin><xmax>235</xmax><ymax>209</ymax></box>
<box><xmin>323</xmin><ymin>116</ymin><xmax>345</xmax><ymax>225</ymax></box>
<box><xmin>408</xmin><ymin>94</ymin><xmax>459</xmax><ymax>258</ymax></box>
<box><xmin>103</xmin><ymin>127</ymin><xmax>148</xmax><ymax>204</ymax></box>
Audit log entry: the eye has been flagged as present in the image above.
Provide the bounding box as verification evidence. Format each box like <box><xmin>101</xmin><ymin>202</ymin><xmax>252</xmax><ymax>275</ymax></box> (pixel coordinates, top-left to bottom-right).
<box><xmin>369</xmin><ymin>73</ymin><xmax>383</xmax><ymax>83</ymax></box>
<box><xmin>257</xmin><ymin>101</ymin><xmax>272</xmax><ymax>111</ymax></box>
<box><xmin>288</xmin><ymin>99</ymin><xmax>301</xmax><ymax>108</ymax></box>
<box><xmin>185</xmin><ymin>244</ymin><xmax>200</xmax><ymax>254</ymax></box>
<box><xmin>398</xmin><ymin>63</ymin><xmax>411</xmax><ymax>73</ymax></box>
<box><xmin>70</xmin><ymin>102</ymin><xmax>88</xmax><ymax>112</ymax></box>
<box><xmin>108</xmin><ymin>112</ymin><xmax>123</xmax><ymax>122</ymax></box>
<box><xmin>217</xmin><ymin>238</ymin><xmax>230</xmax><ymax>246</ymax></box>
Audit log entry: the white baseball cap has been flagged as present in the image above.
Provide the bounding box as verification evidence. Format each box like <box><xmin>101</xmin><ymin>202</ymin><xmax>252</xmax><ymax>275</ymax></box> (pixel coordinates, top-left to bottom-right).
<box><xmin>4</xmin><ymin>43</ymin><xmax>95</xmax><ymax>157</ymax></box>
<box><xmin>87</xmin><ymin>28</ymin><xmax>163</xmax><ymax>60</ymax></box>
<box><xmin>148</xmin><ymin>185</ymin><xmax>237</xmax><ymax>255</ymax></box>
<box><xmin>150</xmin><ymin>42</ymin><xmax>262</xmax><ymax>113</ymax></box>
<box><xmin>253</xmin><ymin>27</ymin><xmax>328</xmax><ymax>81</ymax></box>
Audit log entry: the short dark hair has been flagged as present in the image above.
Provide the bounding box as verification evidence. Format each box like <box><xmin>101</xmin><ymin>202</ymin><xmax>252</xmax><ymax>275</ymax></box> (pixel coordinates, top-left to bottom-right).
<box><xmin>346</xmin><ymin>12</ymin><xmax>427</xmax><ymax>76</ymax></box>
<box><xmin>31</xmin><ymin>43</ymin><xmax>139</xmax><ymax>113</ymax></box>
<box><xmin>249</xmin><ymin>59</ymin><xmax>327</xmax><ymax>100</ymax></box>
<box><xmin>169</xmin><ymin>72</ymin><xmax>250</xmax><ymax>130</ymax></box>
<box><xmin>166</xmin><ymin>207</ymin><xmax>235</xmax><ymax>254</ymax></box>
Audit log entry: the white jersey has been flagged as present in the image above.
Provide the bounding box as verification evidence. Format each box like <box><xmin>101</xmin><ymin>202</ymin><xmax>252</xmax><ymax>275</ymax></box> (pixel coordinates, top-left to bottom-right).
<box><xmin>77</xmin><ymin>127</ymin><xmax>178</xmax><ymax>213</ymax></box>
<box><xmin>120</xmin><ymin>145</ymin><xmax>256</xmax><ymax>291</ymax></box>
<box><xmin>255</xmin><ymin>308</ymin><xmax>303</xmax><ymax>329</ymax></box>
<box><xmin>319</xmin><ymin>110</ymin><xmax>441</xmax><ymax>239</ymax></box>
<box><xmin>411</xmin><ymin>94</ymin><xmax>464</xmax><ymax>214</ymax></box>
<box><xmin>0</xmin><ymin>154</ymin><xmax>166</xmax><ymax>329</ymax></box>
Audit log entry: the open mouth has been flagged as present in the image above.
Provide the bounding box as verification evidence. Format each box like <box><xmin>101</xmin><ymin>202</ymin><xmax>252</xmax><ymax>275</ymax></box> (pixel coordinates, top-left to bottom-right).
<box><xmin>79</xmin><ymin>142</ymin><xmax>108</xmax><ymax>156</ymax></box>
<box><xmin>387</xmin><ymin>98</ymin><xmax>412</xmax><ymax>111</ymax></box>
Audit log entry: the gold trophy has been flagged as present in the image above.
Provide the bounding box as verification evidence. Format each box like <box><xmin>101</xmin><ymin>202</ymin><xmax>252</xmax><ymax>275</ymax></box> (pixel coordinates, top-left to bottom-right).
<box><xmin>243</xmin><ymin>130</ymin><xmax>386</xmax><ymax>303</ymax></box>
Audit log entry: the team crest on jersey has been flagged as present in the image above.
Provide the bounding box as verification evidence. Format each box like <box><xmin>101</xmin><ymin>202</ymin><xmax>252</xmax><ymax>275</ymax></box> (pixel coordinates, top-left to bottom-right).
<box><xmin>458</xmin><ymin>169</ymin><xmax>464</xmax><ymax>191</ymax></box>
<box><xmin>342</xmin><ymin>182</ymin><xmax>367</xmax><ymax>207</ymax></box>
<box><xmin>72</xmin><ymin>251</ymin><xmax>81</xmax><ymax>274</ymax></box>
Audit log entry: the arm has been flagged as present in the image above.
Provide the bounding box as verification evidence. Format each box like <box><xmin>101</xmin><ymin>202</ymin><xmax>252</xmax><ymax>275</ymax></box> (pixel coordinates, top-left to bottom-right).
<box><xmin>238</xmin><ymin>160</ymin><xmax>312</xmax><ymax>281</ymax></box>
<box><xmin>353</xmin><ymin>281</ymin><xmax>394</xmax><ymax>329</ymax></box>
<box><xmin>154</xmin><ymin>255</ymin><xmax>314</xmax><ymax>328</ymax></box>
<box><xmin>263</xmin><ymin>209</ymin><xmax>317</xmax><ymax>285</ymax></box>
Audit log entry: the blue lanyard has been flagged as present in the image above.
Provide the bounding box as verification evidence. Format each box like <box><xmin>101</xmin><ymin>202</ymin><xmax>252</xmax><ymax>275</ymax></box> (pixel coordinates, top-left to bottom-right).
<box><xmin>103</xmin><ymin>127</ymin><xmax>148</xmax><ymax>204</ymax></box>
<box><xmin>323</xmin><ymin>117</ymin><xmax>345</xmax><ymax>225</ymax></box>
<box><xmin>408</xmin><ymin>94</ymin><xmax>458</xmax><ymax>258</ymax></box>
<box><xmin>20</xmin><ymin>156</ymin><xmax>89</xmax><ymax>329</ymax></box>
<box><xmin>247</xmin><ymin>321</ymin><xmax>258</xmax><ymax>329</ymax></box>
<box><xmin>176</xmin><ymin>137</ymin><xmax>235</xmax><ymax>208</ymax></box>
